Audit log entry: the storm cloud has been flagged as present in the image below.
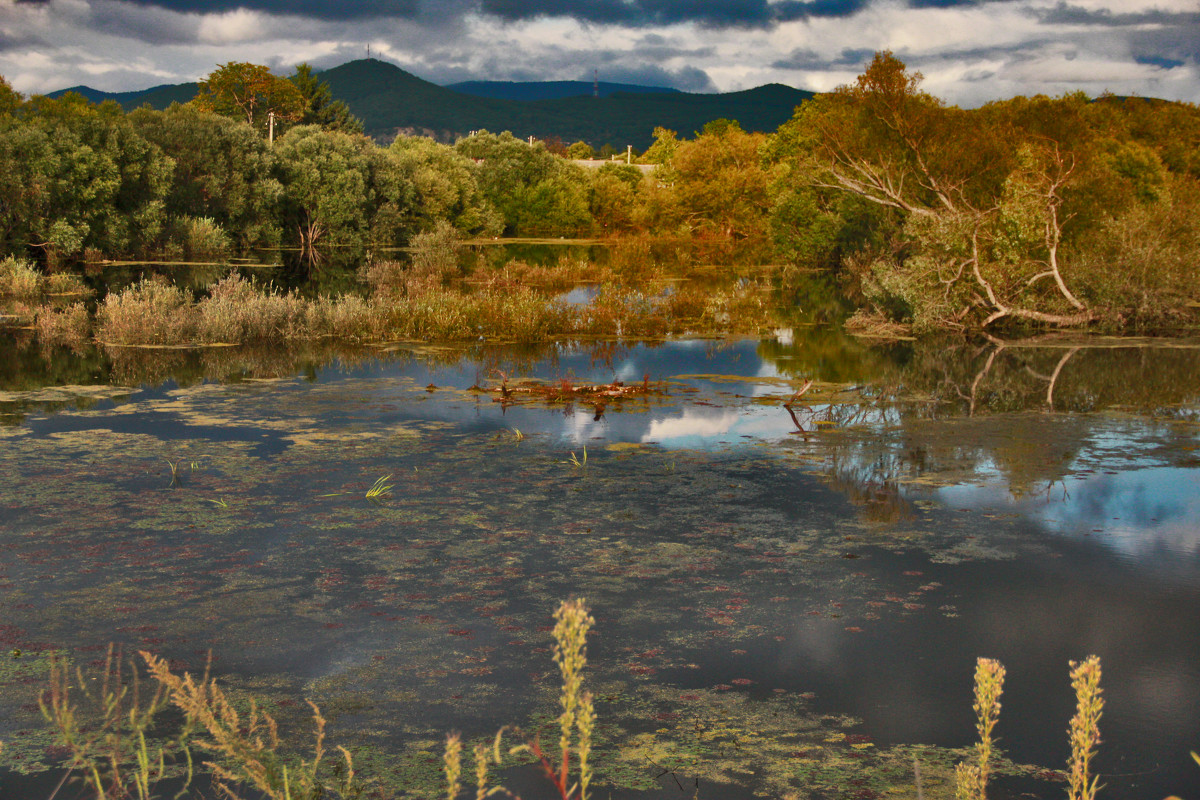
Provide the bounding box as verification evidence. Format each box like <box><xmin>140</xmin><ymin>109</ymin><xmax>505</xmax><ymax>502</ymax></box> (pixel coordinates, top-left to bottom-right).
<box><xmin>0</xmin><ymin>0</ymin><xmax>1194</xmax><ymax>106</ymax></box>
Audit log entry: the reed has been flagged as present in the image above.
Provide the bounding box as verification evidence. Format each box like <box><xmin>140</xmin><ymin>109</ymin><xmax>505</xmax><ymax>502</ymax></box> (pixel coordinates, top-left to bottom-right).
<box><xmin>35</xmin><ymin>302</ymin><xmax>92</xmax><ymax>349</ymax></box>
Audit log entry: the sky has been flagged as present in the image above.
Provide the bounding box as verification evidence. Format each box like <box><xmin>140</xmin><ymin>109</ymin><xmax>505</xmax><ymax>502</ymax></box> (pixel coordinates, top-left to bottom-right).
<box><xmin>0</xmin><ymin>0</ymin><xmax>1197</xmax><ymax>106</ymax></box>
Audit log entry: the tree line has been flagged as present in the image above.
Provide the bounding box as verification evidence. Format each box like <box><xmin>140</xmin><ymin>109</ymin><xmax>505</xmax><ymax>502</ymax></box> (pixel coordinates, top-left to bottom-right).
<box><xmin>1</xmin><ymin>53</ymin><xmax>1197</xmax><ymax>331</ymax></box>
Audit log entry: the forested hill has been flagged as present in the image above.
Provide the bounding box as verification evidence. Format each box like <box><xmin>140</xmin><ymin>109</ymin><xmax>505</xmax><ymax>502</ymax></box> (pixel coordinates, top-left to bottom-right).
<box><xmin>447</xmin><ymin>80</ymin><xmax>682</xmax><ymax>101</ymax></box>
<box><xmin>48</xmin><ymin>58</ymin><xmax>814</xmax><ymax>149</ymax></box>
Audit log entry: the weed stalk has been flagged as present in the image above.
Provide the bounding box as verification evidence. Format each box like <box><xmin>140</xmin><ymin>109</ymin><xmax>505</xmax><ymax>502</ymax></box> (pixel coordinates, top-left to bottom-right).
<box><xmin>1067</xmin><ymin>655</ymin><xmax>1103</xmax><ymax>800</ymax></box>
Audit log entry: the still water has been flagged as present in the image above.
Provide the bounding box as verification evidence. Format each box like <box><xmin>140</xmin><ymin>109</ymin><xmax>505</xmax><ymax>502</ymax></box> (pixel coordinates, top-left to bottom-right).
<box><xmin>1</xmin><ymin>331</ymin><xmax>1198</xmax><ymax>799</ymax></box>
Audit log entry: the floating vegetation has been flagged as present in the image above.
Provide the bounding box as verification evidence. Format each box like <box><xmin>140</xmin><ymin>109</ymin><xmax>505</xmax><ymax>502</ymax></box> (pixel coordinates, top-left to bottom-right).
<box><xmin>1</xmin><ymin>338</ymin><xmax>1198</xmax><ymax>798</ymax></box>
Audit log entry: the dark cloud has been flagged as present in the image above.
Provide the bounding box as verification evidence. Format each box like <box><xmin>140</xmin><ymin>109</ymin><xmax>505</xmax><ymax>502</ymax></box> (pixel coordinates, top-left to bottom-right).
<box><xmin>479</xmin><ymin>0</ymin><xmax>885</xmax><ymax>27</ymax></box>
<box><xmin>1035</xmin><ymin>2</ymin><xmax>1200</xmax><ymax>28</ymax></box>
<box><xmin>771</xmin><ymin>47</ymin><xmax>875</xmax><ymax>71</ymax></box>
<box><xmin>93</xmin><ymin>0</ymin><xmax>420</xmax><ymax>21</ymax></box>
<box><xmin>1135</xmin><ymin>55</ymin><xmax>1186</xmax><ymax>71</ymax></box>
<box><xmin>479</xmin><ymin>0</ymin><xmax>773</xmax><ymax>27</ymax></box>
<box><xmin>87</xmin><ymin>2</ymin><xmax>199</xmax><ymax>44</ymax></box>
<box><xmin>773</xmin><ymin>0</ymin><xmax>871</xmax><ymax>21</ymax></box>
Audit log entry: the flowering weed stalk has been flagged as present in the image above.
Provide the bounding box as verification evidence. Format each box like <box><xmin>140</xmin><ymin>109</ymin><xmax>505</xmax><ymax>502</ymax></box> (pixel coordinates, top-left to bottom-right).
<box><xmin>955</xmin><ymin>657</ymin><xmax>1005</xmax><ymax>800</ymax></box>
<box><xmin>1067</xmin><ymin>656</ymin><xmax>1103</xmax><ymax>800</ymax></box>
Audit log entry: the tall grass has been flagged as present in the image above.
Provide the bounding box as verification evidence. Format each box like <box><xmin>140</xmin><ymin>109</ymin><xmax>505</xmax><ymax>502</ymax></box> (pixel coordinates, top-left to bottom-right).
<box><xmin>0</xmin><ymin>256</ymin><xmax>41</xmax><ymax>298</ymax></box>
<box><xmin>97</xmin><ymin>277</ymin><xmax>198</xmax><ymax>345</ymax></box>
<box><xmin>35</xmin><ymin>302</ymin><xmax>92</xmax><ymax>348</ymax></box>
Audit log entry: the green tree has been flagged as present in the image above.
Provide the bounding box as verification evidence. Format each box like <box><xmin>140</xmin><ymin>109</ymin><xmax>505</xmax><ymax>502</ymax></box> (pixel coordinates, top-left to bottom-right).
<box><xmin>454</xmin><ymin>130</ymin><xmax>593</xmax><ymax>236</ymax></box>
<box><xmin>389</xmin><ymin>135</ymin><xmax>501</xmax><ymax>236</ymax></box>
<box><xmin>290</xmin><ymin>63</ymin><xmax>363</xmax><ymax>134</ymax></box>
<box><xmin>672</xmin><ymin>121</ymin><xmax>770</xmax><ymax>239</ymax></box>
<box><xmin>567</xmin><ymin>140</ymin><xmax>595</xmax><ymax>160</ymax></box>
<box><xmin>193</xmin><ymin>62</ymin><xmax>304</xmax><ymax>137</ymax></box>
<box><xmin>0</xmin><ymin>76</ymin><xmax>21</xmax><ymax>117</ymax></box>
<box><xmin>130</xmin><ymin>103</ymin><xmax>283</xmax><ymax>253</ymax></box>
<box><xmin>275</xmin><ymin>125</ymin><xmax>401</xmax><ymax>270</ymax></box>
<box><xmin>0</xmin><ymin>93</ymin><xmax>172</xmax><ymax>263</ymax></box>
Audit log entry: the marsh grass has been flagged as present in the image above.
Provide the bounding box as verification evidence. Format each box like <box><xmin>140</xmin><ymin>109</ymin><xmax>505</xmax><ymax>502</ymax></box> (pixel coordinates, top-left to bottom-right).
<box><xmin>97</xmin><ymin>277</ymin><xmax>198</xmax><ymax>345</ymax></box>
<box><xmin>35</xmin><ymin>302</ymin><xmax>92</xmax><ymax>349</ymax></box>
<box><xmin>39</xmin><ymin>644</ymin><xmax>176</xmax><ymax>800</ymax></box>
<box><xmin>68</xmin><ymin>249</ymin><xmax>791</xmax><ymax>348</ymax></box>
<box><xmin>0</xmin><ymin>256</ymin><xmax>41</xmax><ymax>298</ymax></box>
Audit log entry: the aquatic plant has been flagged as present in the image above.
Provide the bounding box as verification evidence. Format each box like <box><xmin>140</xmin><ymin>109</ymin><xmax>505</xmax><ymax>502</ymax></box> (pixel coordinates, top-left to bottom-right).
<box><xmin>366</xmin><ymin>474</ymin><xmax>394</xmax><ymax>500</ymax></box>
<box><xmin>567</xmin><ymin>447</ymin><xmax>588</xmax><ymax>469</ymax></box>
<box><xmin>1066</xmin><ymin>655</ymin><xmax>1103</xmax><ymax>800</ymax></box>
<box><xmin>0</xmin><ymin>256</ymin><xmax>40</xmax><ymax>298</ymax></box>
<box><xmin>39</xmin><ymin>644</ymin><xmax>174</xmax><ymax>800</ymax></box>
<box><xmin>142</xmin><ymin>651</ymin><xmax>357</xmax><ymax>800</ymax></box>
<box><xmin>955</xmin><ymin>657</ymin><xmax>1005</xmax><ymax>800</ymax></box>
<box><xmin>35</xmin><ymin>302</ymin><xmax>92</xmax><ymax>349</ymax></box>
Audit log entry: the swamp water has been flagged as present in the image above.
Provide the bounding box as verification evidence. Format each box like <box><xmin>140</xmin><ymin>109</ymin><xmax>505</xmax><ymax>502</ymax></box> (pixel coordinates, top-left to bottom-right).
<box><xmin>1</xmin><ymin>331</ymin><xmax>1199</xmax><ymax>799</ymax></box>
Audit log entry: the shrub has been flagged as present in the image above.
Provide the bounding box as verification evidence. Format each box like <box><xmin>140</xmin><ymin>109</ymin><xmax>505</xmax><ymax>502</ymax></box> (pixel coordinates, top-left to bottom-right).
<box><xmin>0</xmin><ymin>256</ymin><xmax>41</xmax><ymax>298</ymax></box>
<box><xmin>35</xmin><ymin>302</ymin><xmax>92</xmax><ymax>348</ymax></box>
<box><xmin>97</xmin><ymin>278</ymin><xmax>198</xmax><ymax>345</ymax></box>
<box><xmin>43</xmin><ymin>271</ymin><xmax>93</xmax><ymax>296</ymax></box>
<box><xmin>178</xmin><ymin>216</ymin><xmax>232</xmax><ymax>261</ymax></box>
<box><xmin>409</xmin><ymin>219</ymin><xmax>462</xmax><ymax>280</ymax></box>
<box><xmin>197</xmin><ymin>273</ymin><xmax>310</xmax><ymax>343</ymax></box>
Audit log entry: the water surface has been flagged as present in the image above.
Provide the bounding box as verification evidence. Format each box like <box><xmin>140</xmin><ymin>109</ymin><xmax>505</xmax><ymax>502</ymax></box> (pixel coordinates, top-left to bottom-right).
<box><xmin>1</xmin><ymin>332</ymin><xmax>1198</xmax><ymax>799</ymax></box>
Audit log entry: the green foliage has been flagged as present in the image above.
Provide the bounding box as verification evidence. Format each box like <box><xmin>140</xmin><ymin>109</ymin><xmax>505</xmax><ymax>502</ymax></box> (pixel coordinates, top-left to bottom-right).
<box><xmin>0</xmin><ymin>93</ymin><xmax>173</xmax><ymax>263</ymax></box>
<box><xmin>389</xmin><ymin>135</ymin><xmax>502</xmax><ymax>236</ymax></box>
<box><xmin>455</xmin><ymin>130</ymin><xmax>594</xmax><ymax>236</ymax></box>
<box><xmin>671</xmin><ymin>123</ymin><xmax>770</xmax><ymax>238</ymax></box>
<box><xmin>130</xmin><ymin>103</ymin><xmax>283</xmax><ymax>252</ymax></box>
<box><xmin>274</xmin><ymin>125</ymin><xmax>377</xmax><ymax>266</ymax></box>
<box><xmin>291</xmin><ymin>63</ymin><xmax>363</xmax><ymax>134</ymax></box>
<box><xmin>567</xmin><ymin>140</ymin><xmax>595</xmax><ymax>159</ymax></box>
<box><xmin>193</xmin><ymin>61</ymin><xmax>304</xmax><ymax>136</ymax></box>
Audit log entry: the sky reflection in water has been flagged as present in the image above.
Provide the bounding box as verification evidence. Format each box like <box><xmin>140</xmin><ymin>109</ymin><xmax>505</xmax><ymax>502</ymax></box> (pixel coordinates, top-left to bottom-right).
<box><xmin>2</xmin><ymin>334</ymin><xmax>1199</xmax><ymax>799</ymax></box>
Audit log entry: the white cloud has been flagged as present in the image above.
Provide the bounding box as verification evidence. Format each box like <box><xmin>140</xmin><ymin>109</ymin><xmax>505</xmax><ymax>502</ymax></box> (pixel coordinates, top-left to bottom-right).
<box><xmin>0</xmin><ymin>0</ymin><xmax>1195</xmax><ymax>105</ymax></box>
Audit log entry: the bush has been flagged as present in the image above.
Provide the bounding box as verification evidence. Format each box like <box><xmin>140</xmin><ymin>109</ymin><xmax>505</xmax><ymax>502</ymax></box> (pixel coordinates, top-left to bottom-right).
<box><xmin>197</xmin><ymin>273</ymin><xmax>309</xmax><ymax>343</ymax></box>
<box><xmin>97</xmin><ymin>278</ymin><xmax>197</xmax><ymax>345</ymax></box>
<box><xmin>178</xmin><ymin>216</ymin><xmax>232</xmax><ymax>261</ymax></box>
<box><xmin>0</xmin><ymin>256</ymin><xmax>41</xmax><ymax>298</ymax></box>
<box><xmin>409</xmin><ymin>219</ymin><xmax>462</xmax><ymax>280</ymax></box>
<box><xmin>35</xmin><ymin>302</ymin><xmax>92</xmax><ymax>348</ymax></box>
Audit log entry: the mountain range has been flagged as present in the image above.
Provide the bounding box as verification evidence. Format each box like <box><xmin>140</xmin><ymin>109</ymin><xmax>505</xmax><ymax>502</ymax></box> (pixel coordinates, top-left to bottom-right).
<box><xmin>48</xmin><ymin>58</ymin><xmax>815</xmax><ymax>150</ymax></box>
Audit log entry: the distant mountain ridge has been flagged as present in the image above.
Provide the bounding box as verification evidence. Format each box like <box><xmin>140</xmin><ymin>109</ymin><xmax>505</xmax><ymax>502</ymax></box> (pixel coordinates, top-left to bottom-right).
<box><xmin>46</xmin><ymin>59</ymin><xmax>814</xmax><ymax>149</ymax></box>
